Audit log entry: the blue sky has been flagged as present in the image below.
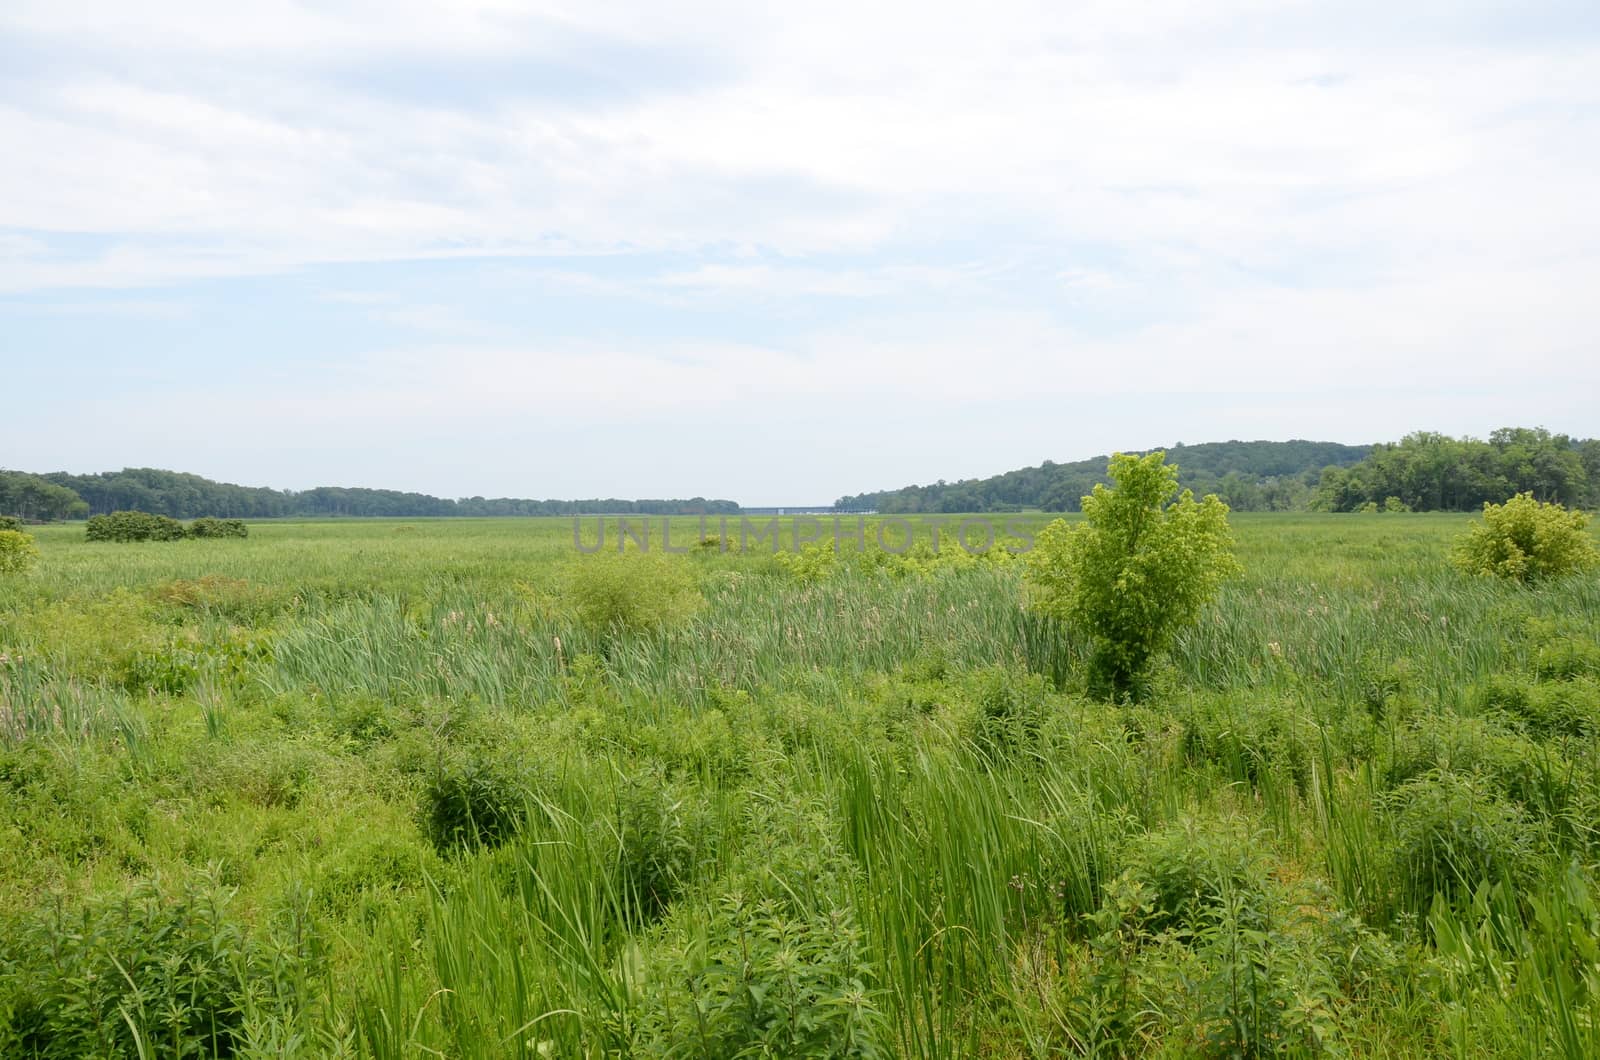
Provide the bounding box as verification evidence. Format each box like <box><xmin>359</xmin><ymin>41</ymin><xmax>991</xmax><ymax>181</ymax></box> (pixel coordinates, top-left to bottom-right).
<box><xmin>2</xmin><ymin>1</ymin><xmax>1597</xmax><ymax>504</ymax></box>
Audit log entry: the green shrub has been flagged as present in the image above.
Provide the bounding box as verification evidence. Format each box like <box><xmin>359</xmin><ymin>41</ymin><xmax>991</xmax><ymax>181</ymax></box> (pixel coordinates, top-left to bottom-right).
<box><xmin>1120</xmin><ymin>819</ymin><xmax>1269</xmax><ymax>935</ymax></box>
<box><xmin>1451</xmin><ymin>493</ymin><xmax>1599</xmax><ymax>583</ymax></box>
<box><xmin>565</xmin><ymin>552</ymin><xmax>703</xmax><ymax>635</ymax></box>
<box><xmin>0</xmin><ymin>529</ymin><xmax>39</xmax><ymax>574</ymax></box>
<box><xmin>1386</xmin><ymin>714</ymin><xmax>1572</xmax><ymax>815</ymax></box>
<box><xmin>1385</xmin><ymin>771</ymin><xmax>1539</xmax><ymax>915</ymax></box>
<box><xmin>967</xmin><ymin>664</ymin><xmax>1049</xmax><ymax>756</ymax></box>
<box><xmin>0</xmin><ymin>876</ymin><xmax>308</xmax><ymax>1059</ymax></box>
<box><xmin>423</xmin><ymin>754</ymin><xmax>531</xmax><ymax>851</ymax></box>
<box><xmin>631</xmin><ymin>893</ymin><xmax>886</xmax><ymax>1057</ymax></box>
<box><xmin>1533</xmin><ymin>635</ymin><xmax>1600</xmax><ymax>681</ymax></box>
<box><xmin>188</xmin><ymin>517</ymin><xmax>248</xmax><ymax>539</ymax></box>
<box><xmin>1180</xmin><ymin>697</ymin><xmax>1316</xmax><ymax>793</ymax></box>
<box><xmin>0</xmin><ymin>515</ymin><xmax>23</xmax><ymax>532</ymax></box>
<box><xmin>613</xmin><ymin>774</ymin><xmax>703</xmax><ymax>923</ymax></box>
<box><xmin>1354</xmin><ymin>653</ymin><xmax>1418</xmax><ymax>719</ymax></box>
<box><xmin>1479</xmin><ymin>673</ymin><xmax>1600</xmax><ymax>739</ymax></box>
<box><xmin>120</xmin><ymin>643</ymin><xmax>204</xmax><ymax>696</ymax></box>
<box><xmin>85</xmin><ymin>510</ymin><xmax>188</xmax><ymax>542</ymax></box>
<box><xmin>1025</xmin><ymin>451</ymin><xmax>1240</xmax><ymax>700</ymax></box>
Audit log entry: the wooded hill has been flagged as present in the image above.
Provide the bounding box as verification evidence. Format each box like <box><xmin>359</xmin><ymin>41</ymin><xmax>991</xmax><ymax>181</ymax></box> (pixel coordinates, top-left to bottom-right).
<box><xmin>6</xmin><ymin>428</ymin><xmax>1596</xmax><ymax>521</ymax></box>
<box><xmin>835</xmin><ymin>429</ymin><xmax>1600</xmax><ymax>513</ymax></box>
<box><xmin>835</xmin><ymin>439</ymin><xmax>1371</xmax><ymax>513</ymax></box>
<box><xmin>0</xmin><ymin>467</ymin><xmax>738</xmax><ymax>521</ymax></box>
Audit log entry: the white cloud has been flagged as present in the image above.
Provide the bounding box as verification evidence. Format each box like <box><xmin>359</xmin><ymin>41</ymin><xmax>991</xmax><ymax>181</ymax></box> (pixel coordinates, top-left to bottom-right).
<box><xmin>2</xmin><ymin>0</ymin><xmax>1597</xmax><ymax>498</ymax></box>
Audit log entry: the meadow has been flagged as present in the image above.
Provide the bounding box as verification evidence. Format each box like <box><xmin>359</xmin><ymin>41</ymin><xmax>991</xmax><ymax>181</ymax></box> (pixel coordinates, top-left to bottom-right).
<box><xmin>2</xmin><ymin>513</ymin><xmax>1599</xmax><ymax>1058</ymax></box>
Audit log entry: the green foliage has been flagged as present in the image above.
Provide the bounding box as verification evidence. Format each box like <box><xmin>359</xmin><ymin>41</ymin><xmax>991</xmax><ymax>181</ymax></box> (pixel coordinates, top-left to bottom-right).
<box><xmin>188</xmin><ymin>517</ymin><xmax>248</xmax><ymax>539</ymax></box>
<box><xmin>1026</xmin><ymin>451</ymin><xmax>1240</xmax><ymax>699</ymax></box>
<box><xmin>1451</xmin><ymin>492</ymin><xmax>1599</xmax><ymax>583</ymax></box>
<box><xmin>612</xmin><ymin>774</ymin><xmax>701</xmax><ymax>923</ymax></box>
<box><xmin>0</xmin><ymin>516</ymin><xmax>21</xmax><ymax>532</ymax></box>
<box><xmin>1316</xmin><ymin>427</ymin><xmax>1595</xmax><ymax>511</ymax></box>
<box><xmin>1120</xmin><ymin>819</ymin><xmax>1268</xmax><ymax>935</ymax></box>
<box><xmin>0</xmin><ymin>471</ymin><xmax>85</xmax><ymax>522</ymax></box>
<box><xmin>0</xmin><ymin>875</ymin><xmax>312</xmax><ymax>1059</ymax></box>
<box><xmin>566</xmin><ymin>551</ymin><xmax>704</xmax><ymax>635</ymax></box>
<box><xmin>837</xmin><ymin>439</ymin><xmax>1368</xmax><ymax>514</ymax></box>
<box><xmin>6</xmin><ymin>513</ymin><xmax>1600</xmax><ymax>1057</ymax></box>
<box><xmin>85</xmin><ymin>511</ymin><xmax>251</xmax><ymax>543</ymax></box>
<box><xmin>85</xmin><ymin>510</ymin><xmax>189</xmax><ymax>542</ymax></box>
<box><xmin>632</xmin><ymin>893</ymin><xmax>887</xmax><ymax>1058</ymax></box>
<box><xmin>423</xmin><ymin>753</ymin><xmax>531</xmax><ymax>851</ymax></box>
<box><xmin>1386</xmin><ymin>771</ymin><xmax>1539</xmax><ymax>916</ymax></box>
<box><xmin>0</xmin><ymin>530</ymin><xmax>39</xmax><ymax>574</ymax></box>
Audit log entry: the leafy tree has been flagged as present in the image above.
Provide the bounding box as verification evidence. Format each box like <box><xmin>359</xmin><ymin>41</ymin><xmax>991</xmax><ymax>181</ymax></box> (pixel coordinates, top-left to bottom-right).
<box><xmin>1451</xmin><ymin>493</ymin><xmax>1599</xmax><ymax>583</ymax></box>
<box><xmin>1314</xmin><ymin>427</ymin><xmax>1595</xmax><ymax>512</ymax></box>
<box><xmin>1025</xmin><ymin>452</ymin><xmax>1240</xmax><ymax>700</ymax></box>
<box><xmin>0</xmin><ymin>530</ymin><xmax>39</xmax><ymax>574</ymax></box>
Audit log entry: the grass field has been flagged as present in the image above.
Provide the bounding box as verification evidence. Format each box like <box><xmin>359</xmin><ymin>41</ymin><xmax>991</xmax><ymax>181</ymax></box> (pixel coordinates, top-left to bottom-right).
<box><xmin>3</xmin><ymin>513</ymin><xmax>1600</xmax><ymax>1058</ymax></box>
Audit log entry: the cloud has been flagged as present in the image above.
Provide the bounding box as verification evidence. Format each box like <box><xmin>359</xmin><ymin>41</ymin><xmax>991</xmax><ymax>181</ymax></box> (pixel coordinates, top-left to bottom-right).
<box><xmin>2</xmin><ymin>1</ymin><xmax>1597</xmax><ymax>499</ymax></box>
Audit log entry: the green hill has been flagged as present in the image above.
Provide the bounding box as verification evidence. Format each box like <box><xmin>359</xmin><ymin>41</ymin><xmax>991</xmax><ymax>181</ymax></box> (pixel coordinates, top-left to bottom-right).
<box><xmin>834</xmin><ymin>439</ymin><xmax>1372</xmax><ymax>513</ymax></box>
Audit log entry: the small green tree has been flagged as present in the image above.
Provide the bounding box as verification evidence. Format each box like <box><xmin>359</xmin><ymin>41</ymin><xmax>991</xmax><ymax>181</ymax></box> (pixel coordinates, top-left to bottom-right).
<box><xmin>1451</xmin><ymin>492</ymin><xmax>1598</xmax><ymax>583</ymax></box>
<box><xmin>0</xmin><ymin>529</ymin><xmax>39</xmax><ymax>574</ymax></box>
<box><xmin>1025</xmin><ymin>452</ymin><xmax>1240</xmax><ymax>700</ymax></box>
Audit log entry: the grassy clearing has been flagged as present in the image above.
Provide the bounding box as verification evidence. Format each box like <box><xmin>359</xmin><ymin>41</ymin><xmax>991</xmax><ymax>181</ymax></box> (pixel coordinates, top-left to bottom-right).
<box><xmin>2</xmin><ymin>513</ymin><xmax>1599</xmax><ymax>1057</ymax></box>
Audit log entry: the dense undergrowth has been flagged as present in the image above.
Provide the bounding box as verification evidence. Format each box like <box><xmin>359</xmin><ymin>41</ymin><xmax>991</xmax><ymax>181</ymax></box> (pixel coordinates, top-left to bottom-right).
<box><xmin>1</xmin><ymin>514</ymin><xmax>1598</xmax><ymax>1057</ymax></box>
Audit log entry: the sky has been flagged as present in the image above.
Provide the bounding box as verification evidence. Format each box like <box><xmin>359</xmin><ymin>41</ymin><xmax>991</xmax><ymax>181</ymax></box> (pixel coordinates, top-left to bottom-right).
<box><xmin>2</xmin><ymin>1</ymin><xmax>1598</xmax><ymax>505</ymax></box>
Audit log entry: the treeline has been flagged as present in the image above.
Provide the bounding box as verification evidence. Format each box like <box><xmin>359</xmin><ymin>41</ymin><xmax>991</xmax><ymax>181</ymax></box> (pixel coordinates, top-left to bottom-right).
<box><xmin>837</xmin><ymin>430</ymin><xmax>1600</xmax><ymax>515</ymax></box>
<box><xmin>1312</xmin><ymin>428</ymin><xmax>1600</xmax><ymax>512</ymax></box>
<box><xmin>835</xmin><ymin>440</ymin><xmax>1371</xmax><ymax>513</ymax></box>
<box><xmin>0</xmin><ymin>470</ymin><xmax>88</xmax><ymax>521</ymax></box>
<box><xmin>1</xmin><ymin>467</ymin><xmax>741</xmax><ymax>521</ymax></box>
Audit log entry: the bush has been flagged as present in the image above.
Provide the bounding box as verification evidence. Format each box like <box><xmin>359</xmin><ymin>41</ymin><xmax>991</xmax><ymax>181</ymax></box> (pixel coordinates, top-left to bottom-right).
<box><xmin>0</xmin><ymin>530</ymin><xmax>39</xmax><ymax>574</ymax></box>
<box><xmin>613</xmin><ymin>775</ymin><xmax>700</xmax><ymax>922</ymax></box>
<box><xmin>423</xmin><ymin>754</ymin><xmax>531</xmax><ymax>851</ymax></box>
<box><xmin>1119</xmin><ymin>819</ymin><xmax>1269</xmax><ymax>935</ymax></box>
<box><xmin>1180</xmin><ymin>697</ymin><xmax>1316</xmax><ymax>794</ymax></box>
<box><xmin>1025</xmin><ymin>452</ymin><xmax>1240</xmax><ymax>700</ymax></box>
<box><xmin>1478</xmin><ymin>673</ymin><xmax>1600</xmax><ymax>740</ymax></box>
<box><xmin>189</xmin><ymin>517</ymin><xmax>248</xmax><ymax>539</ymax></box>
<box><xmin>631</xmin><ymin>893</ymin><xmax>886</xmax><ymax>1057</ymax></box>
<box><xmin>0</xmin><ymin>876</ymin><xmax>308</xmax><ymax>1059</ymax></box>
<box><xmin>0</xmin><ymin>515</ymin><xmax>22</xmax><ymax>531</ymax></box>
<box><xmin>1386</xmin><ymin>714</ymin><xmax>1572</xmax><ymax>814</ymax></box>
<box><xmin>1533</xmin><ymin>635</ymin><xmax>1600</xmax><ymax>681</ymax></box>
<box><xmin>565</xmin><ymin>552</ymin><xmax>703</xmax><ymax>635</ymax></box>
<box><xmin>85</xmin><ymin>510</ymin><xmax>188</xmax><ymax>542</ymax></box>
<box><xmin>1451</xmin><ymin>492</ymin><xmax>1599</xmax><ymax>583</ymax></box>
<box><xmin>1385</xmin><ymin>771</ymin><xmax>1539</xmax><ymax>915</ymax></box>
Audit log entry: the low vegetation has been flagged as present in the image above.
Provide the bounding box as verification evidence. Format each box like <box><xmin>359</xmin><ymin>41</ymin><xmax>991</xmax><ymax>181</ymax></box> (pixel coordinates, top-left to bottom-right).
<box><xmin>1</xmin><ymin>485</ymin><xmax>1598</xmax><ymax>1057</ymax></box>
<box><xmin>0</xmin><ymin>531</ymin><xmax>38</xmax><ymax>574</ymax></box>
<box><xmin>85</xmin><ymin>511</ymin><xmax>249</xmax><ymax>542</ymax></box>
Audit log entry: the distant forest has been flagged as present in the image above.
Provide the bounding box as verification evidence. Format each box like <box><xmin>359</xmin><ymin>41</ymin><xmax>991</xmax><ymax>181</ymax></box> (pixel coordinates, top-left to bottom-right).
<box><xmin>835</xmin><ymin>439</ymin><xmax>1372</xmax><ymax>513</ymax></box>
<box><xmin>0</xmin><ymin>468</ymin><xmax>739</xmax><ymax>521</ymax></box>
<box><xmin>4</xmin><ymin>429</ymin><xmax>1596</xmax><ymax>522</ymax></box>
<box><xmin>835</xmin><ymin>429</ymin><xmax>1600</xmax><ymax>513</ymax></box>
